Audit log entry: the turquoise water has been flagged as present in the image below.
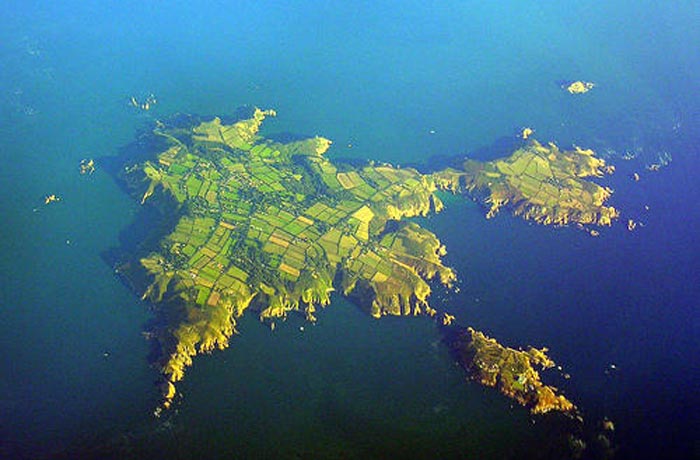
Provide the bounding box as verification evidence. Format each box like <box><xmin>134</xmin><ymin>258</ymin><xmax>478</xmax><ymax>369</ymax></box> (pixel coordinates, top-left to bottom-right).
<box><xmin>1</xmin><ymin>1</ymin><xmax>698</xmax><ymax>458</ymax></box>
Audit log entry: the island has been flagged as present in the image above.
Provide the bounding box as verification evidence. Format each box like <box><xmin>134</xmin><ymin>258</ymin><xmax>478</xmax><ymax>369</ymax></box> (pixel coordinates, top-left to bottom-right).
<box><xmin>445</xmin><ymin>326</ymin><xmax>575</xmax><ymax>414</ymax></box>
<box><xmin>112</xmin><ymin>107</ymin><xmax>614</xmax><ymax>414</ymax></box>
<box><xmin>562</xmin><ymin>80</ymin><xmax>595</xmax><ymax>94</ymax></box>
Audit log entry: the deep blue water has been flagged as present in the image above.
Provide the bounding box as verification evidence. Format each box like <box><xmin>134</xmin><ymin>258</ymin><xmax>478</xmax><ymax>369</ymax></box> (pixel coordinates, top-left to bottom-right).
<box><xmin>1</xmin><ymin>1</ymin><xmax>698</xmax><ymax>459</ymax></box>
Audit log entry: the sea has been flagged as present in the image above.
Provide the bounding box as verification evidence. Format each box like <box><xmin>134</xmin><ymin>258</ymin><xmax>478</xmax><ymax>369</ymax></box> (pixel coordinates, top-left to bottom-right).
<box><xmin>1</xmin><ymin>1</ymin><xmax>698</xmax><ymax>459</ymax></box>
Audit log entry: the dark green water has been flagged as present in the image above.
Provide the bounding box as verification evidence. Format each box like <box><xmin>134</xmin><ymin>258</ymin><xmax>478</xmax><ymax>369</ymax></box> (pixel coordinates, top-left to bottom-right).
<box><xmin>1</xmin><ymin>2</ymin><xmax>698</xmax><ymax>459</ymax></box>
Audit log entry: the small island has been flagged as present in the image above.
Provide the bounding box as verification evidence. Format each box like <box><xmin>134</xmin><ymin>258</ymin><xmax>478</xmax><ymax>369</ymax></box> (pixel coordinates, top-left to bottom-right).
<box><xmin>112</xmin><ymin>107</ymin><xmax>616</xmax><ymax>414</ymax></box>
<box><xmin>563</xmin><ymin>80</ymin><xmax>595</xmax><ymax>94</ymax></box>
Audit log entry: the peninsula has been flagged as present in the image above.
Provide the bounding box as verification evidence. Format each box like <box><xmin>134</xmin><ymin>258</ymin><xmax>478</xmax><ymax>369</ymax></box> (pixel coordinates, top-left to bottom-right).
<box><xmin>446</xmin><ymin>326</ymin><xmax>575</xmax><ymax>414</ymax></box>
<box><xmin>433</xmin><ymin>140</ymin><xmax>619</xmax><ymax>227</ymax></box>
<box><xmin>113</xmin><ymin>107</ymin><xmax>615</xmax><ymax>414</ymax></box>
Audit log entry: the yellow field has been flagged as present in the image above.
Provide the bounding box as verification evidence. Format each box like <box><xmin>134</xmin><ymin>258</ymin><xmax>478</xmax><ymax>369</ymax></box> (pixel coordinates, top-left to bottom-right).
<box><xmin>279</xmin><ymin>263</ymin><xmax>301</xmax><ymax>278</ymax></box>
<box><xmin>352</xmin><ymin>205</ymin><xmax>374</xmax><ymax>223</ymax></box>
<box><xmin>268</xmin><ymin>234</ymin><xmax>290</xmax><ymax>248</ymax></box>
